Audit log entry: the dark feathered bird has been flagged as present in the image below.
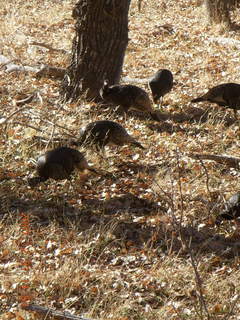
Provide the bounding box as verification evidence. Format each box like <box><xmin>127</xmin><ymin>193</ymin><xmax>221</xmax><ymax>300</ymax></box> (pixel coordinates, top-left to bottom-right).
<box><xmin>191</xmin><ymin>83</ymin><xmax>240</xmax><ymax>118</ymax></box>
<box><xmin>73</xmin><ymin>120</ymin><xmax>145</xmax><ymax>151</ymax></box>
<box><xmin>215</xmin><ymin>192</ymin><xmax>240</xmax><ymax>225</ymax></box>
<box><xmin>148</xmin><ymin>69</ymin><xmax>173</xmax><ymax>107</ymax></box>
<box><xmin>100</xmin><ymin>80</ymin><xmax>159</xmax><ymax>121</ymax></box>
<box><xmin>28</xmin><ymin>147</ymin><xmax>96</xmax><ymax>187</ymax></box>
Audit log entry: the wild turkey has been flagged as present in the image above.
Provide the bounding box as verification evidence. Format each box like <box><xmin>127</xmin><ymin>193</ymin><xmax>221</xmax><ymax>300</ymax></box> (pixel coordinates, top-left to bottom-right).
<box><xmin>148</xmin><ymin>69</ymin><xmax>173</xmax><ymax>107</ymax></box>
<box><xmin>215</xmin><ymin>192</ymin><xmax>240</xmax><ymax>225</ymax></box>
<box><xmin>73</xmin><ymin>120</ymin><xmax>145</xmax><ymax>151</ymax></box>
<box><xmin>100</xmin><ymin>80</ymin><xmax>159</xmax><ymax>121</ymax></box>
<box><xmin>191</xmin><ymin>83</ymin><xmax>240</xmax><ymax>118</ymax></box>
<box><xmin>28</xmin><ymin>147</ymin><xmax>96</xmax><ymax>187</ymax></box>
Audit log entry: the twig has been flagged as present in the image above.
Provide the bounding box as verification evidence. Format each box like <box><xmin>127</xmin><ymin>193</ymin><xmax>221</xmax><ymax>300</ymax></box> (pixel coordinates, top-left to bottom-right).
<box><xmin>32</xmin><ymin>135</ymin><xmax>70</xmax><ymax>144</ymax></box>
<box><xmin>22</xmin><ymin>303</ymin><xmax>93</xmax><ymax>320</ymax></box>
<box><xmin>30</xmin><ymin>41</ymin><xmax>69</xmax><ymax>54</ymax></box>
<box><xmin>0</xmin><ymin>55</ymin><xmax>38</xmax><ymax>73</ymax></box>
<box><xmin>175</xmin><ymin>150</ymin><xmax>184</xmax><ymax>229</ymax></box>
<box><xmin>188</xmin><ymin>246</ymin><xmax>210</xmax><ymax>320</ymax></box>
<box><xmin>11</xmin><ymin>122</ymin><xmax>74</xmax><ymax>142</ymax></box>
<box><xmin>198</xmin><ymin>159</ymin><xmax>211</xmax><ymax>198</ymax></box>
<box><xmin>44</xmin><ymin>119</ymin><xmax>76</xmax><ymax>138</ymax></box>
<box><xmin>175</xmin><ymin>151</ymin><xmax>210</xmax><ymax>319</ymax></box>
<box><xmin>188</xmin><ymin>153</ymin><xmax>240</xmax><ymax>169</ymax></box>
<box><xmin>5</xmin><ymin>64</ymin><xmax>39</xmax><ymax>73</ymax></box>
<box><xmin>15</xmin><ymin>93</ymin><xmax>36</xmax><ymax>106</ymax></box>
<box><xmin>0</xmin><ymin>106</ymin><xmax>31</xmax><ymax>124</ymax></box>
<box><xmin>223</xmin><ymin>294</ymin><xmax>240</xmax><ymax>320</ymax></box>
<box><xmin>18</xmin><ymin>111</ymin><xmax>76</xmax><ymax>138</ymax></box>
<box><xmin>12</xmin><ymin>122</ymin><xmax>44</xmax><ymax>133</ymax></box>
<box><xmin>45</xmin><ymin>122</ymin><xmax>56</xmax><ymax>150</ymax></box>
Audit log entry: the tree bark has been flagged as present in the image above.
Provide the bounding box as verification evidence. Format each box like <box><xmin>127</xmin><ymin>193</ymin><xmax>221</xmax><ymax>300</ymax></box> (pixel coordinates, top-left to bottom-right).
<box><xmin>205</xmin><ymin>0</ymin><xmax>240</xmax><ymax>26</ymax></box>
<box><xmin>61</xmin><ymin>0</ymin><xmax>131</xmax><ymax>103</ymax></box>
<box><xmin>205</xmin><ymin>0</ymin><xmax>231</xmax><ymax>25</ymax></box>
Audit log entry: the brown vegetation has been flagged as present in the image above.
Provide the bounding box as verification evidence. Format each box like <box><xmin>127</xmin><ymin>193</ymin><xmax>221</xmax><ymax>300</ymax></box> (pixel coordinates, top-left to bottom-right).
<box><xmin>0</xmin><ymin>0</ymin><xmax>240</xmax><ymax>319</ymax></box>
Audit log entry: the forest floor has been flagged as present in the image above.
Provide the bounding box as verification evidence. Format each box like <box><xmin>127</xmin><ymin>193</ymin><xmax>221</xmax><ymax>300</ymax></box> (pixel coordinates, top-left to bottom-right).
<box><xmin>1</xmin><ymin>0</ymin><xmax>240</xmax><ymax>319</ymax></box>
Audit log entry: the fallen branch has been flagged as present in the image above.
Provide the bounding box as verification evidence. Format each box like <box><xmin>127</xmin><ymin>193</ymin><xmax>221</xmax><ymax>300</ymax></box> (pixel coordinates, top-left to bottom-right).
<box><xmin>188</xmin><ymin>153</ymin><xmax>240</xmax><ymax>169</ymax></box>
<box><xmin>0</xmin><ymin>54</ymin><xmax>64</xmax><ymax>78</ymax></box>
<box><xmin>0</xmin><ymin>58</ymin><xmax>20</xmax><ymax>70</ymax></box>
<box><xmin>5</xmin><ymin>64</ymin><xmax>39</xmax><ymax>73</ymax></box>
<box><xmin>210</xmin><ymin>37</ymin><xmax>240</xmax><ymax>49</ymax></box>
<box><xmin>30</xmin><ymin>41</ymin><xmax>69</xmax><ymax>54</ymax></box>
<box><xmin>43</xmin><ymin>119</ymin><xmax>76</xmax><ymax>138</ymax></box>
<box><xmin>12</xmin><ymin>122</ymin><xmax>44</xmax><ymax>133</ymax></box>
<box><xmin>22</xmin><ymin>304</ymin><xmax>93</xmax><ymax>320</ymax></box>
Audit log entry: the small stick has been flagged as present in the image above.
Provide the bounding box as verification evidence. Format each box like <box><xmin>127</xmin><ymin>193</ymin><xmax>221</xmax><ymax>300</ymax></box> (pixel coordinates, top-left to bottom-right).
<box><xmin>43</xmin><ymin>119</ymin><xmax>76</xmax><ymax>138</ymax></box>
<box><xmin>45</xmin><ymin>122</ymin><xmax>56</xmax><ymax>150</ymax></box>
<box><xmin>15</xmin><ymin>93</ymin><xmax>36</xmax><ymax>106</ymax></box>
<box><xmin>188</xmin><ymin>153</ymin><xmax>240</xmax><ymax>169</ymax></box>
<box><xmin>12</xmin><ymin>122</ymin><xmax>44</xmax><ymax>133</ymax></box>
<box><xmin>198</xmin><ymin>158</ymin><xmax>211</xmax><ymax>197</ymax></box>
<box><xmin>0</xmin><ymin>106</ymin><xmax>31</xmax><ymax>124</ymax></box>
<box><xmin>30</xmin><ymin>41</ymin><xmax>69</xmax><ymax>54</ymax></box>
<box><xmin>188</xmin><ymin>245</ymin><xmax>210</xmax><ymax>320</ymax></box>
<box><xmin>22</xmin><ymin>303</ymin><xmax>93</xmax><ymax>320</ymax></box>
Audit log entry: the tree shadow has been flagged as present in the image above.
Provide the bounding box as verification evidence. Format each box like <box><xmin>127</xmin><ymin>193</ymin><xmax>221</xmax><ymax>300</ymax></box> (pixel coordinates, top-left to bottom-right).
<box><xmin>147</xmin><ymin>121</ymin><xmax>188</xmax><ymax>134</ymax></box>
<box><xmin>0</xmin><ymin>189</ymin><xmax>164</xmax><ymax>224</ymax></box>
<box><xmin>114</xmin><ymin>160</ymin><xmax>160</xmax><ymax>176</ymax></box>
<box><xmin>2</xmin><ymin>168</ymin><xmax>240</xmax><ymax>261</ymax></box>
<box><xmin>155</xmin><ymin>106</ymin><xmax>235</xmax><ymax>125</ymax></box>
<box><xmin>88</xmin><ymin>103</ymin><xmax>236</xmax><ymax>128</ymax></box>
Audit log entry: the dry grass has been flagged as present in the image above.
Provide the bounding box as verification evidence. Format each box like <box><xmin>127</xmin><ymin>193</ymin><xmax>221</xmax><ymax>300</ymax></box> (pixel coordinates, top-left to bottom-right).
<box><xmin>1</xmin><ymin>0</ymin><xmax>240</xmax><ymax>319</ymax></box>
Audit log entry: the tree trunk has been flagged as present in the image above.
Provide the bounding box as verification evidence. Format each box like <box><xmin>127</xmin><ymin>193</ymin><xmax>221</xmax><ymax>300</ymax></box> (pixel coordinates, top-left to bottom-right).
<box><xmin>205</xmin><ymin>0</ymin><xmax>231</xmax><ymax>25</ymax></box>
<box><xmin>205</xmin><ymin>0</ymin><xmax>240</xmax><ymax>26</ymax></box>
<box><xmin>61</xmin><ymin>0</ymin><xmax>131</xmax><ymax>103</ymax></box>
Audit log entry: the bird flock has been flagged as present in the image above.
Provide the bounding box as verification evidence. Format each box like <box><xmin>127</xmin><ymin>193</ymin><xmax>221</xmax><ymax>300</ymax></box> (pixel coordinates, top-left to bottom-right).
<box><xmin>29</xmin><ymin>69</ymin><xmax>240</xmax><ymax>225</ymax></box>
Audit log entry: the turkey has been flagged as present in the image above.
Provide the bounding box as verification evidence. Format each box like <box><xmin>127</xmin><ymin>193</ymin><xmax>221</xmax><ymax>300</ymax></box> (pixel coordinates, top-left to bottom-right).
<box><xmin>215</xmin><ymin>192</ymin><xmax>240</xmax><ymax>225</ymax></box>
<box><xmin>191</xmin><ymin>83</ymin><xmax>240</xmax><ymax>118</ymax></box>
<box><xmin>100</xmin><ymin>80</ymin><xmax>159</xmax><ymax>121</ymax></box>
<box><xmin>148</xmin><ymin>69</ymin><xmax>173</xmax><ymax>107</ymax></box>
<box><xmin>73</xmin><ymin>120</ymin><xmax>145</xmax><ymax>151</ymax></box>
<box><xmin>28</xmin><ymin>147</ymin><xmax>96</xmax><ymax>187</ymax></box>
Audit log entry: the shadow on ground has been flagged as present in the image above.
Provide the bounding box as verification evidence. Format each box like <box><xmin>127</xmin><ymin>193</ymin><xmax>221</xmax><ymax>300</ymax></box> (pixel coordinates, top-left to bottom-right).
<box><xmin>1</xmin><ymin>179</ymin><xmax>240</xmax><ymax>260</ymax></box>
<box><xmin>87</xmin><ymin>104</ymin><xmax>237</xmax><ymax>128</ymax></box>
